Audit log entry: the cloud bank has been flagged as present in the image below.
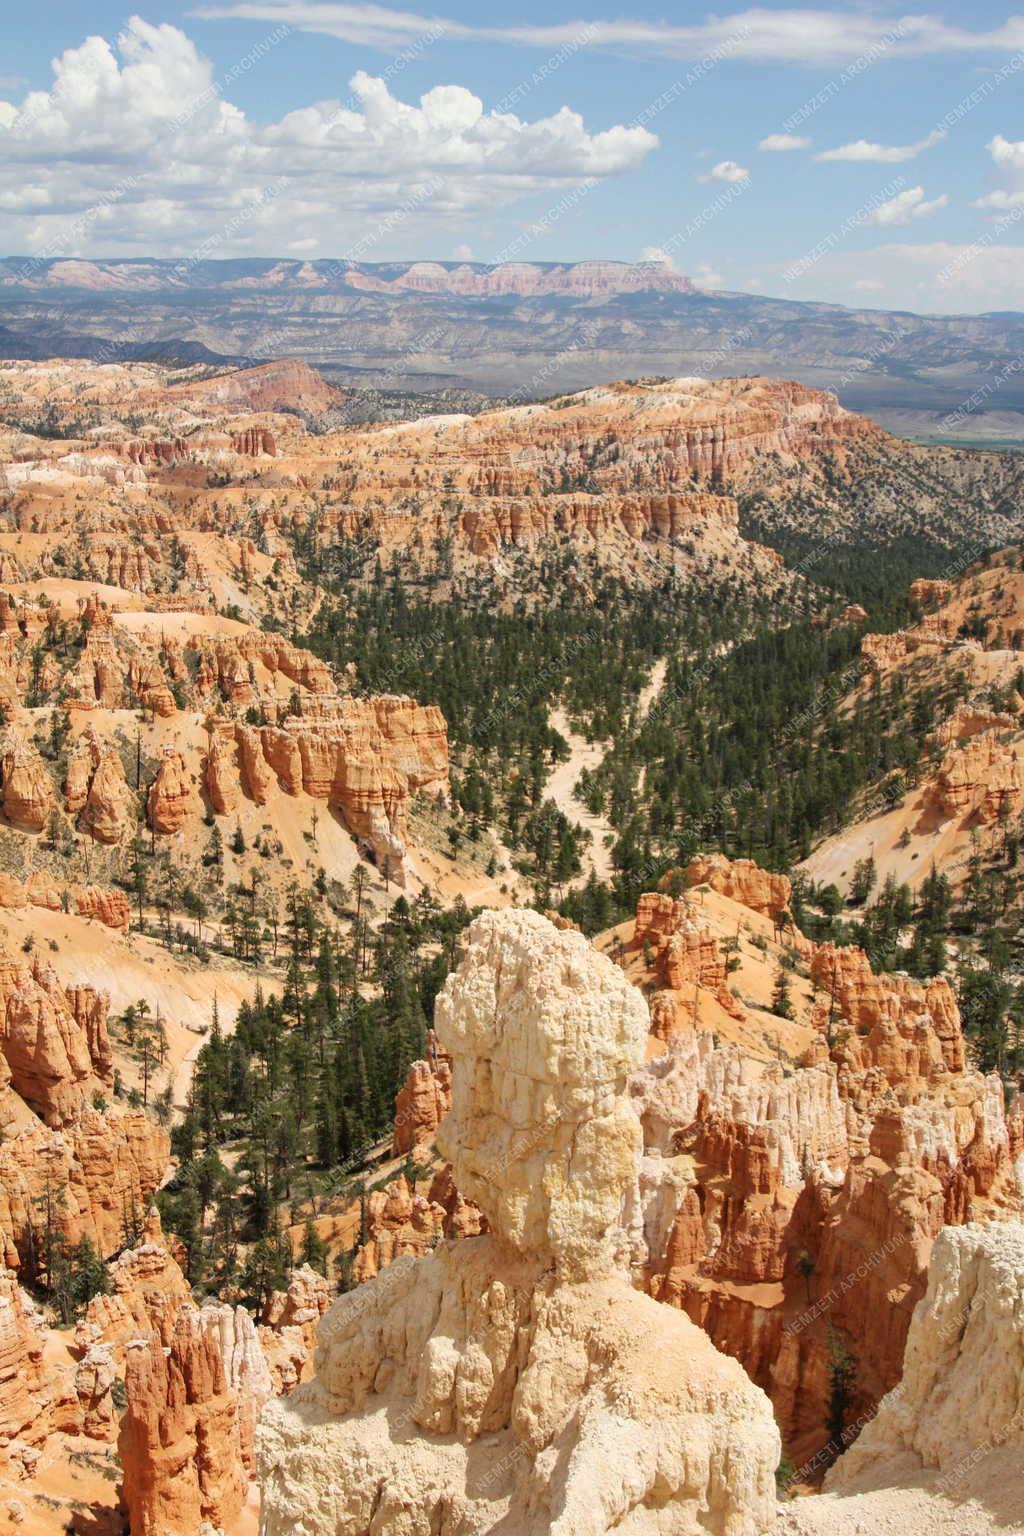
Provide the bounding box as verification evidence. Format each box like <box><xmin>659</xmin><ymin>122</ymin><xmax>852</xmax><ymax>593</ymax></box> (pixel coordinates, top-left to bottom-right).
<box><xmin>0</xmin><ymin>17</ymin><xmax>656</xmax><ymax>256</ymax></box>
<box><xmin>195</xmin><ymin>4</ymin><xmax>1024</xmax><ymax>67</ymax></box>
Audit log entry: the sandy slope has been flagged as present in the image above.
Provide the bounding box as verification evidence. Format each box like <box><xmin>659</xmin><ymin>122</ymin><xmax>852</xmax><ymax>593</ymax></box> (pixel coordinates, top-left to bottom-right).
<box><xmin>777</xmin><ymin>1449</ymin><xmax>1024</xmax><ymax>1536</ymax></box>
<box><xmin>0</xmin><ymin>904</ymin><xmax>262</xmax><ymax>1107</ymax></box>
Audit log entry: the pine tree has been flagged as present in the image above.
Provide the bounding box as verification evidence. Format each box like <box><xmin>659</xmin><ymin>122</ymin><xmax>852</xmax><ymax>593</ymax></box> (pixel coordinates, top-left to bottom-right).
<box><xmin>771</xmin><ymin>965</ymin><xmax>793</xmax><ymax>1020</ymax></box>
<box><xmin>300</xmin><ymin>1220</ymin><xmax>329</xmax><ymax>1277</ymax></box>
<box><xmin>825</xmin><ymin>1328</ymin><xmax>858</xmax><ymax>1458</ymax></box>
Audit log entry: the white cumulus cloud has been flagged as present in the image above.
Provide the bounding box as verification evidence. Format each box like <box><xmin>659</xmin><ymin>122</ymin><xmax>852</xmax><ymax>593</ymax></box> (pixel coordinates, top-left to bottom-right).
<box><xmin>866</xmin><ymin>186</ymin><xmax>949</xmax><ymax>226</ymax></box>
<box><xmin>692</xmin><ymin>262</ymin><xmax>725</xmax><ymax>288</ymax></box>
<box><xmin>641</xmin><ymin>245</ymin><xmax>675</xmax><ymax>267</ymax></box>
<box><xmin>973</xmin><ymin>135</ymin><xmax>1024</xmax><ymax>212</ymax></box>
<box><xmin>758</xmin><ymin>133</ymin><xmax>810</xmax><ymax>151</ymax></box>
<box><xmin>817</xmin><ymin>128</ymin><xmax>946</xmax><ymax>163</ymax></box>
<box><xmin>700</xmin><ymin>160</ymin><xmax>750</xmax><ymax>184</ymax></box>
<box><xmin>0</xmin><ymin>17</ymin><xmax>656</xmax><ymax>256</ymax></box>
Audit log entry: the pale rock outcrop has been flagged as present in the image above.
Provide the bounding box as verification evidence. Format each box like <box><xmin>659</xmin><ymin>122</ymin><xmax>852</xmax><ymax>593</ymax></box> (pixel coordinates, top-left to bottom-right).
<box><xmin>75</xmin><ymin>1342</ymin><xmax>117</xmax><ymax>1440</ymax></box>
<box><xmin>829</xmin><ymin>1221</ymin><xmax>1024</xmax><ymax>1488</ymax></box>
<box><xmin>0</xmin><ymin>736</ymin><xmax>53</xmax><ymax>832</ymax></box>
<box><xmin>200</xmin><ymin>1302</ymin><xmax>274</xmax><ymax>1471</ymax></box>
<box><xmin>933</xmin><ymin>701</ymin><xmax>1019</xmax><ymax>748</ymax></box>
<box><xmin>64</xmin><ymin>981</ymin><xmax>114</xmax><ymax>1081</ymax></box>
<box><xmin>76</xmin><ymin>1213</ymin><xmax>191</xmax><ymax>1364</ymax></box>
<box><xmin>147</xmin><ymin>746</ymin><xmax>198</xmax><ymax>835</ymax></box>
<box><xmin>257</xmin><ymin>910</ymin><xmax>781</xmax><ymax>1536</ymax></box>
<box><xmin>21</xmin><ymin>869</ymin><xmax>61</xmax><ymax>912</ymax></box>
<box><xmin>683</xmin><ymin>854</ymin><xmax>792</xmax><ymax>918</ymax></box>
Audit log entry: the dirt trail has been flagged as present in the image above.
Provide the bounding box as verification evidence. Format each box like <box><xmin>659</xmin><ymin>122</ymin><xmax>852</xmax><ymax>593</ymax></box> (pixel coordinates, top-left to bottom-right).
<box><xmin>545</xmin><ymin>707</ymin><xmax>617</xmax><ymax>881</ymax></box>
<box><xmin>544</xmin><ymin>657</ymin><xmax>667</xmax><ymax>885</ymax></box>
<box><xmin>637</xmin><ymin>655</ymin><xmax>667</xmax><ymax>717</ymax></box>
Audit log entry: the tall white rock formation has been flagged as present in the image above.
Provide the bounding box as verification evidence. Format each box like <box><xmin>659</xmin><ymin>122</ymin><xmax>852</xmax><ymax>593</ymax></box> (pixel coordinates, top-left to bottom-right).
<box><xmin>256</xmin><ymin>909</ymin><xmax>781</xmax><ymax>1535</ymax></box>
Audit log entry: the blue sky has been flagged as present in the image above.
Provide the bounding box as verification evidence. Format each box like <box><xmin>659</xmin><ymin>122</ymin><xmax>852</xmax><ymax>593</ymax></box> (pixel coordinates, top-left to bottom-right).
<box><xmin>2</xmin><ymin>2</ymin><xmax>1024</xmax><ymax>312</ymax></box>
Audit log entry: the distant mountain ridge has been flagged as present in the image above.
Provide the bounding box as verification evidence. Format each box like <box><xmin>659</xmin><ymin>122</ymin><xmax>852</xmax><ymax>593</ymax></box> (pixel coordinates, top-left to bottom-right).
<box><xmin>0</xmin><ymin>257</ymin><xmax>694</xmax><ymax>299</ymax></box>
<box><xmin>2</xmin><ymin>257</ymin><xmax>1024</xmax><ymax>440</ymax></box>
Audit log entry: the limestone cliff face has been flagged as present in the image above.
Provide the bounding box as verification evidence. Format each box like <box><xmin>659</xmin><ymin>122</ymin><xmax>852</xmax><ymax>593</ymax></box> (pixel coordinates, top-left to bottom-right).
<box><xmin>32</xmin><ymin>639</ymin><xmax>449</xmax><ymax>877</ymax></box>
<box><xmin>0</xmin><ymin>734</ymin><xmax>54</xmax><ymax>831</ymax></box>
<box><xmin>119</xmin><ymin>1308</ymin><xmax>249</xmax><ymax>1536</ymax></box>
<box><xmin>346</xmin><ymin>259</ymin><xmax>695</xmax><ymax>299</ymax></box>
<box><xmin>683</xmin><ymin>853</ymin><xmax>793</xmax><ymax>918</ymax></box>
<box><xmin>0</xmin><ymin>953</ymin><xmax>111</xmax><ymax>1126</ymax></box>
<box><xmin>458</xmin><ymin>490</ymin><xmax>738</xmax><ymax>555</ymax></box>
<box><xmin>392</xmin><ymin>1033</ymin><xmax>451</xmax><ymax>1155</ymax></box>
<box><xmin>629</xmin><ymin>925</ymin><xmax>1023</xmax><ymax>1465</ymax></box>
<box><xmin>309</xmin><ymin>376</ymin><xmax>856</xmax><ymax>591</ymax></box>
<box><xmin>0</xmin><ymin>1109</ymin><xmax>168</xmax><ymax>1262</ymax></box>
<box><xmin>829</xmin><ymin>1221</ymin><xmax>1024</xmax><ymax>1487</ymax></box>
<box><xmin>205</xmin><ymin>695</ymin><xmax>448</xmax><ymax>880</ymax></box>
<box><xmin>0</xmin><ymin>1265</ymin><xmax>79</xmax><ymax>1450</ymax></box>
<box><xmin>257</xmin><ymin>910</ymin><xmax>781</xmax><ymax>1536</ymax></box>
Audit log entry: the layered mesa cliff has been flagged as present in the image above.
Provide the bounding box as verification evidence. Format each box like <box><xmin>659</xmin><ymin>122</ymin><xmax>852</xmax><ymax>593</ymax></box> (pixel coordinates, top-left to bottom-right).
<box><xmin>0</xmin><ymin>257</ymin><xmax>697</xmax><ymax>299</ymax></box>
<box><xmin>313</xmin><ymin>376</ymin><xmax>868</xmax><ymax>588</ymax></box>
<box><xmin>2</xmin><ymin>357</ymin><xmax>1018</xmax><ymax>610</ymax></box>
<box><xmin>256</xmin><ymin>910</ymin><xmax>781</xmax><ymax>1535</ymax></box>
<box><xmin>0</xmin><ymin>359</ymin><xmax>883</xmax><ymax>604</ymax></box>
<box><xmin>0</xmin><ymin>587</ymin><xmax>448</xmax><ymax>882</ymax></box>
